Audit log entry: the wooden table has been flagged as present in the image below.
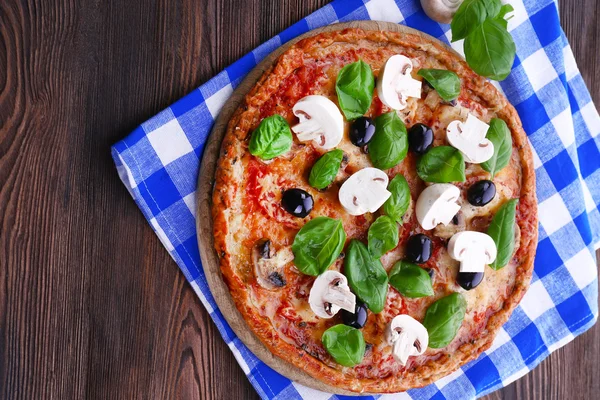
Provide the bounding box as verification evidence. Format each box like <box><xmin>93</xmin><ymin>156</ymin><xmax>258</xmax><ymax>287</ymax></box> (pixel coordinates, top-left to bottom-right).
<box><xmin>1</xmin><ymin>1</ymin><xmax>598</xmax><ymax>398</ymax></box>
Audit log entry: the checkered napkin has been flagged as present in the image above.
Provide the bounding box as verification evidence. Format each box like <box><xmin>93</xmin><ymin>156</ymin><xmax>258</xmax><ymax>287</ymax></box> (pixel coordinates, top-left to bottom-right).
<box><xmin>112</xmin><ymin>0</ymin><xmax>600</xmax><ymax>398</ymax></box>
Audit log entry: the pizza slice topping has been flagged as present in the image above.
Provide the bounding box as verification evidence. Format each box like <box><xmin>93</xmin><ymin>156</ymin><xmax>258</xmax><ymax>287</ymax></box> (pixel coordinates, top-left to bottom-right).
<box><xmin>308</xmin><ymin>270</ymin><xmax>356</xmax><ymax>319</ymax></box>
<box><xmin>385</xmin><ymin>315</ymin><xmax>429</xmax><ymax>366</ymax></box>
<box><xmin>415</xmin><ymin>183</ymin><xmax>461</xmax><ymax>230</ymax></box>
<box><xmin>376</xmin><ymin>54</ymin><xmax>422</xmax><ymax>110</ymax></box>
<box><xmin>446</xmin><ymin>113</ymin><xmax>494</xmax><ymax>163</ymax></box>
<box><xmin>291</xmin><ymin>95</ymin><xmax>344</xmax><ymax>149</ymax></box>
<box><xmin>338</xmin><ymin>167</ymin><xmax>391</xmax><ymax>215</ymax></box>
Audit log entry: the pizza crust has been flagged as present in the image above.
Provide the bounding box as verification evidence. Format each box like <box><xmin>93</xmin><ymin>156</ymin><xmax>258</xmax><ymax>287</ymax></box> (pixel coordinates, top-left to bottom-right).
<box><xmin>201</xmin><ymin>22</ymin><xmax>537</xmax><ymax>394</ymax></box>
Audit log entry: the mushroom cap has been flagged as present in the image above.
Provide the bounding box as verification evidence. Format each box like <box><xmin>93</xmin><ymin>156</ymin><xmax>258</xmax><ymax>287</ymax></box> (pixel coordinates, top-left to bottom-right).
<box><xmin>292</xmin><ymin>95</ymin><xmax>344</xmax><ymax>149</ymax></box>
<box><xmin>339</xmin><ymin>168</ymin><xmax>391</xmax><ymax>216</ymax></box>
<box><xmin>446</xmin><ymin>114</ymin><xmax>494</xmax><ymax>164</ymax></box>
<box><xmin>385</xmin><ymin>315</ymin><xmax>429</xmax><ymax>365</ymax></box>
<box><xmin>420</xmin><ymin>0</ymin><xmax>463</xmax><ymax>25</ymax></box>
<box><xmin>376</xmin><ymin>55</ymin><xmax>422</xmax><ymax>110</ymax></box>
<box><xmin>448</xmin><ymin>231</ymin><xmax>498</xmax><ymax>272</ymax></box>
<box><xmin>415</xmin><ymin>183</ymin><xmax>461</xmax><ymax>230</ymax></box>
<box><xmin>308</xmin><ymin>270</ymin><xmax>356</xmax><ymax>319</ymax></box>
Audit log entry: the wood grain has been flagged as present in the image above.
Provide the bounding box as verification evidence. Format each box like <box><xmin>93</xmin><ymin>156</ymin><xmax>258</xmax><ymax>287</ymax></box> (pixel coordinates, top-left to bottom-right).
<box><xmin>0</xmin><ymin>1</ymin><xmax>597</xmax><ymax>400</ymax></box>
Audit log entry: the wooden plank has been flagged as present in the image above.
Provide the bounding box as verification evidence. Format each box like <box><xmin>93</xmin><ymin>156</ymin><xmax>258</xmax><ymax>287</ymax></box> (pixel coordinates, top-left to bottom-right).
<box><xmin>0</xmin><ymin>1</ymin><xmax>597</xmax><ymax>399</ymax></box>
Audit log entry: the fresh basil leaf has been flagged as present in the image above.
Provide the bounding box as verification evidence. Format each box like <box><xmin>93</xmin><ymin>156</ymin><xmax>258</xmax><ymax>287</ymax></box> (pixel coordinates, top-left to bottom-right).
<box><xmin>322</xmin><ymin>324</ymin><xmax>365</xmax><ymax>367</ymax></box>
<box><xmin>368</xmin><ymin>216</ymin><xmax>399</xmax><ymax>259</ymax></box>
<box><xmin>494</xmin><ymin>4</ymin><xmax>514</xmax><ymax>29</ymax></box>
<box><xmin>292</xmin><ymin>217</ymin><xmax>346</xmax><ymax>276</ymax></box>
<box><xmin>487</xmin><ymin>199</ymin><xmax>518</xmax><ymax>270</ymax></box>
<box><xmin>417</xmin><ymin>146</ymin><xmax>465</xmax><ymax>183</ymax></box>
<box><xmin>369</xmin><ymin>112</ymin><xmax>408</xmax><ymax>169</ymax></box>
<box><xmin>335</xmin><ymin>60</ymin><xmax>375</xmax><ymax>120</ymax></box>
<box><xmin>451</xmin><ymin>0</ymin><xmax>502</xmax><ymax>42</ymax></box>
<box><xmin>389</xmin><ymin>261</ymin><xmax>434</xmax><ymax>298</ymax></box>
<box><xmin>384</xmin><ymin>174</ymin><xmax>411</xmax><ymax>223</ymax></box>
<box><xmin>248</xmin><ymin>114</ymin><xmax>293</xmax><ymax>160</ymax></box>
<box><xmin>309</xmin><ymin>149</ymin><xmax>344</xmax><ymax>190</ymax></box>
<box><xmin>481</xmin><ymin>118</ymin><xmax>513</xmax><ymax>177</ymax></box>
<box><xmin>423</xmin><ymin>293</ymin><xmax>467</xmax><ymax>348</ymax></box>
<box><xmin>464</xmin><ymin>18</ymin><xmax>516</xmax><ymax>81</ymax></box>
<box><xmin>417</xmin><ymin>69</ymin><xmax>461</xmax><ymax>102</ymax></box>
<box><xmin>344</xmin><ymin>240</ymin><xmax>389</xmax><ymax>313</ymax></box>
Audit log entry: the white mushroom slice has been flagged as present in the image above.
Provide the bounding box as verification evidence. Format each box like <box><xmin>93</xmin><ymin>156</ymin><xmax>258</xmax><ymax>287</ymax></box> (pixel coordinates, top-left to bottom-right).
<box><xmin>339</xmin><ymin>168</ymin><xmax>391</xmax><ymax>216</ymax></box>
<box><xmin>448</xmin><ymin>231</ymin><xmax>497</xmax><ymax>273</ymax></box>
<box><xmin>377</xmin><ymin>55</ymin><xmax>422</xmax><ymax>111</ymax></box>
<box><xmin>415</xmin><ymin>184</ymin><xmax>461</xmax><ymax>230</ymax></box>
<box><xmin>385</xmin><ymin>315</ymin><xmax>428</xmax><ymax>366</ymax></box>
<box><xmin>446</xmin><ymin>113</ymin><xmax>494</xmax><ymax>164</ymax></box>
<box><xmin>291</xmin><ymin>95</ymin><xmax>344</xmax><ymax>149</ymax></box>
<box><xmin>308</xmin><ymin>271</ymin><xmax>356</xmax><ymax>319</ymax></box>
<box><xmin>252</xmin><ymin>240</ymin><xmax>294</xmax><ymax>290</ymax></box>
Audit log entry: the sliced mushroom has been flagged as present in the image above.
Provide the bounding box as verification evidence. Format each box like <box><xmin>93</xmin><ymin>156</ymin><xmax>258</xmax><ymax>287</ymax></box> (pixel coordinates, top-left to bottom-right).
<box><xmin>420</xmin><ymin>0</ymin><xmax>463</xmax><ymax>24</ymax></box>
<box><xmin>252</xmin><ymin>240</ymin><xmax>294</xmax><ymax>290</ymax></box>
<box><xmin>446</xmin><ymin>113</ymin><xmax>494</xmax><ymax>164</ymax></box>
<box><xmin>308</xmin><ymin>271</ymin><xmax>356</xmax><ymax>319</ymax></box>
<box><xmin>415</xmin><ymin>184</ymin><xmax>461</xmax><ymax>230</ymax></box>
<box><xmin>448</xmin><ymin>231</ymin><xmax>497</xmax><ymax>273</ymax></box>
<box><xmin>338</xmin><ymin>168</ymin><xmax>391</xmax><ymax>216</ymax></box>
<box><xmin>292</xmin><ymin>95</ymin><xmax>344</xmax><ymax>150</ymax></box>
<box><xmin>385</xmin><ymin>315</ymin><xmax>429</xmax><ymax>365</ymax></box>
<box><xmin>377</xmin><ymin>55</ymin><xmax>422</xmax><ymax>111</ymax></box>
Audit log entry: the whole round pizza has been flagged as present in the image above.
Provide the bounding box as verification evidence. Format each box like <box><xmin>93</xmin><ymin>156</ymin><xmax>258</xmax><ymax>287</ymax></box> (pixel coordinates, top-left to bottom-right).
<box><xmin>212</xmin><ymin>27</ymin><xmax>537</xmax><ymax>393</ymax></box>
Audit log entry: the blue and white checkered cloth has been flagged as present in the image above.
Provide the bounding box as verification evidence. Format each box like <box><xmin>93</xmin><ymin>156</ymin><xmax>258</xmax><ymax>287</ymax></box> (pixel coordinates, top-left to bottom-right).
<box><xmin>112</xmin><ymin>0</ymin><xmax>600</xmax><ymax>398</ymax></box>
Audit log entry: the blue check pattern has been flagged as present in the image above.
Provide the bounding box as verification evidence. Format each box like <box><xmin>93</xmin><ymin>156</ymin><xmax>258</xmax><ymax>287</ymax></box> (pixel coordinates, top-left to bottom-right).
<box><xmin>111</xmin><ymin>0</ymin><xmax>600</xmax><ymax>398</ymax></box>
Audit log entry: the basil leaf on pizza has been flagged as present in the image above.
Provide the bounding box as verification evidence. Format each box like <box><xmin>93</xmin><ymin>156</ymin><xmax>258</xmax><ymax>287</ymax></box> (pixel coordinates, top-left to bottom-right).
<box><xmin>309</xmin><ymin>149</ymin><xmax>344</xmax><ymax>189</ymax></box>
<box><xmin>369</xmin><ymin>112</ymin><xmax>408</xmax><ymax>169</ymax></box>
<box><xmin>389</xmin><ymin>261</ymin><xmax>434</xmax><ymax>298</ymax></box>
<box><xmin>248</xmin><ymin>114</ymin><xmax>293</xmax><ymax>160</ymax></box>
<box><xmin>417</xmin><ymin>69</ymin><xmax>461</xmax><ymax>102</ymax></box>
<box><xmin>344</xmin><ymin>240</ymin><xmax>389</xmax><ymax>313</ymax></box>
<box><xmin>487</xmin><ymin>199</ymin><xmax>518</xmax><ymax>270</ymax></box>
<box><xmin>335</xmin><ymin>60</ymin><xmax>375</xmax><ymax>120</ymax></box>
<box><xmin>322</xmin><ymin>324</ymin><xmax>366</xmax><ymax>367</ymax></box>
<box><xmin>292</xmin><ymin>217</ymin><xmax>346</xmax><ymax>276</ymax></box>
<box><xmin>368</xmin><ymin>215</ymin><xmax>399</xmax><ymax>259</ymax></box>
<box><xmin>384</xmin><ymin>174</ymin><xmax>411</xmax><ymax>222</ymax></box>
<box><xmin>481</xmin><ymin>118</ymin><xmax>513</xmax><ymax>177</ymax></box>
<box><xmin>423</xmin><ymin>293</ymin><xmax>467</xmax><ymax>348</ymax></box>
<box><xmin>417</xmin><ymin>146</ymin><xmax>466</xmax><ymax>183</ymax></box>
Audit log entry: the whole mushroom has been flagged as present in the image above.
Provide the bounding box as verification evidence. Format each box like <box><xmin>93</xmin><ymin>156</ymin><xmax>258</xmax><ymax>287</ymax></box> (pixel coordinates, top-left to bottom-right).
<box><xmin>308</xmin><ymin>271</ymin><xmax>356</xmax><ymax>319</ymax></box>
<box><xmin>385</xmin><ymin>315</ymin><xmax>429</xmax><ymax>365</ymax></box>
<box><xmin>420</xmin><ymin>0</ymin><xmax>463</xmax><ymax>24</ymax></box>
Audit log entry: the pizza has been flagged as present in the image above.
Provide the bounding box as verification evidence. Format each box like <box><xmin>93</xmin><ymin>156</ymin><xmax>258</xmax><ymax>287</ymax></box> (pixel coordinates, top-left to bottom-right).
<box><xmin>212</xmin><ymin>27</ymin><xmax>537</xmax><ymax>393</ymax></box>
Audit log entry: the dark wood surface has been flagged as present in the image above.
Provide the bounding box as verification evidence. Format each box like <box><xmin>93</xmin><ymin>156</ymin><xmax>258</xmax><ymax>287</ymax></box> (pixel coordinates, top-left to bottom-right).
<box><xmin>0</xmin><ymin>1</ymin><xmax>598</xmax><ymax>399</ymax></box>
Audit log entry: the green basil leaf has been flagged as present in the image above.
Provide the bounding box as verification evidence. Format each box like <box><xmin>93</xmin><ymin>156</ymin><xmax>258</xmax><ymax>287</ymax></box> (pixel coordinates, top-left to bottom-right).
<box><xmin>309</xmin><ymin>149</ymin><xmax>344</xmax><ymax>190</ymax></box>
<box><xmin>487</xmin><ymin>199</ymin><xmax>518</xmax><ymax>270</ymax></box>
<box><xmin>384</xmin><ymin>174</ymin><xmax>411</xmax><ymax>223</ymax></box>
<box><xmin>322</xmin><ymin>324</ymin><xmax>366</xmax><ymax>367</ymax></box>
<box><xmin>292</xmin><ymin>217</ymin><xmax>346</xmax><ymax>276</ymax></box>
<box><xmin>335</xmin><ymin>60</ymin><xmax>375</xmax><ymax>120</ymax></box>
<box><xmin>494</xmin><ymin>4</ymin><xmax>514</xmax><ymax>30</ymax></box>
<box><xmin>248</xmin><ymin>114</ymin><xmax>293</xmax><ymax>160</ymax></box>
<box><xmin>369</xmin><ymin>112</ymin><xmax>408</xmax><ymax>169</ymax></box>
<box><xmin>417</xmin><ymin>69</ymin><xmax>461</xmax><ymax>102</ymax></box>
<box><xmin>464</xmin><ymin>18</ymin><xmax>516</xmax><ymax>81</ymax></box>
<box><xmin>368</xmin><ymin>216</ymin><xmax>399</xmax><ymax>259</ymax></box>
<box><xmin>417</xmin><ymin>146</ymin><xmax>466</xmax><ymax>183</ymax></box>
<box><xmin>389</xmin><ymin>261</ymin><xmax>434</xmax><ymax>298</ymax></box>
<box><xmin>451</xmin><ymin>0</ymin><xmax>502</xmax><ymax>42</ymax></box>
<box><xmin>481</xmin><ymin>118</ymin><xmax>513</xmax><ymax>177</ymax></box>
<box><xmin>423</xmin><ymin>293</ymin><xmax>467</xmax><ymax>348</ymax></box>
<box><xmin>344</xmin><ymin>240</ymin><xmax>389</xmax><ymax>313</ymax></box>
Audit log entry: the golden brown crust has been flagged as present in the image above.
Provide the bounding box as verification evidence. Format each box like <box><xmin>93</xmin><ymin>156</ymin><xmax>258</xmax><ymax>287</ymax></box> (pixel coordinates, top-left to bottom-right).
<box><xmin>212</xmin><ymin>28</ymin><xmax>538</xmax><ymax>393</ymax></box>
